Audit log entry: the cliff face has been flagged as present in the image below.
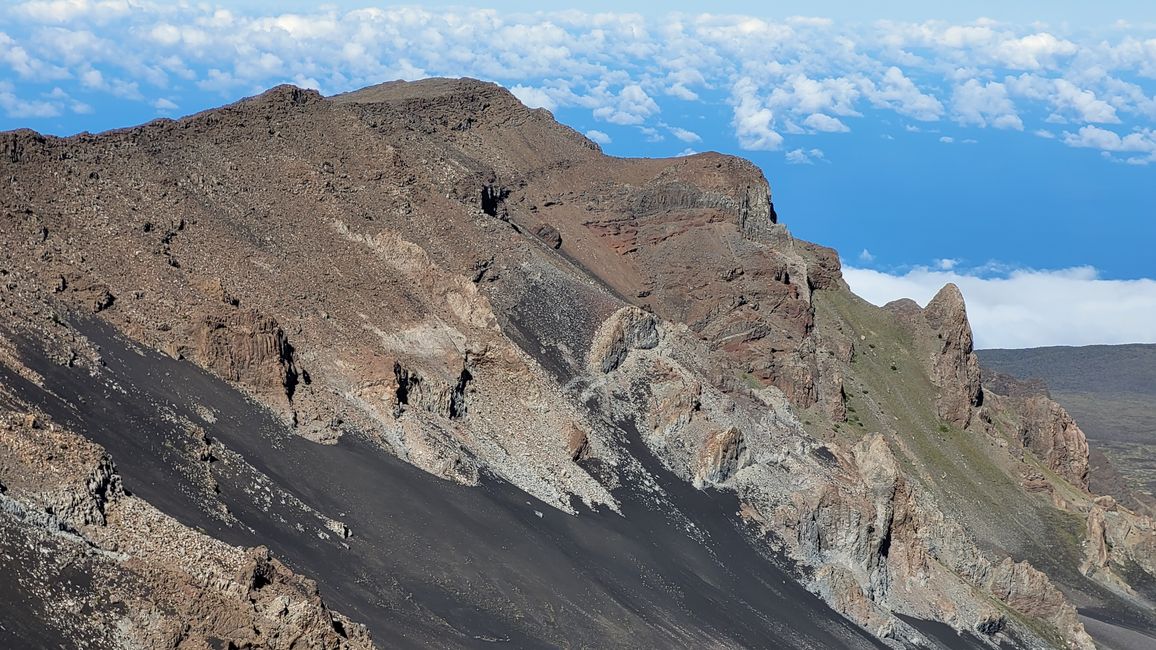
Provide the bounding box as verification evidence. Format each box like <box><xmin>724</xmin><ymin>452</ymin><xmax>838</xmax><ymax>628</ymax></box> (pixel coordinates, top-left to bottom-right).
<box><xmin>1</xmin><ymin>78</ymin><xmax>1153</xmax><ymax>648</ymax></box>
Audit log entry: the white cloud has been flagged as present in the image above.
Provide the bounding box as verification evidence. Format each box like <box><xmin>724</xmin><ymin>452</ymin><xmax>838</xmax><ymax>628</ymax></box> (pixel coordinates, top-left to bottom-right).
<box><xmin>768</xmin><ymin>74</ymin><xmax>861</xmax><ymax>117</ymax></box>
<box><xmin>1034</xmin><ymin>128</ymin><xmax>1055</xmax><ymax>138</ymax></box>
<box><xmin>802</xmin><ymin>113</ymin><xmax>850</xmax><ymax>132</ymax></box>
<box><xmin>1061</xmin><ymin>125</ymin><xmax>1156</xmax><ymax>164</ymax></box>
<box><xmin>861</xmin><ymin>67</ymin><xmax>944</xmax><ymax>121</ymax></box>
<box><xmin>1007</xmin><ymin>75</ymin><xmax>1120</xmax><ymax>124</ymax></box>
<box><xmin>1</xmin><ymin>6</ymin><xmax>1155</xmax><ymax>166</ymax></box>
<box><xmin>0</xmin><ymin>80</ymin><xmax>61</xmax><ymax>117</ymax></box>
<box><xmin>585</xmin><ymin>128</ymin><xmax>611</xmax><ymax>145</ymax></box>
<box><xmin>0</xmin><ymin>31</ymin><xmax>69</xmax><ymax>79</ymax></box>
<box><xmin>509</xmin><ymin>84</ymin><xmax>556</xmax><ymax>111</ymax></box>
<box><xmin>1051</xmin><ymin>79</ymin><xmax>1119</xmax><ymax>123</ymax></box>
<box><xmin>666</xmin><ymin>82</ymin><xmax>698</xmax><ymax>101</ymax></box>
<box><xmin>152</xmin><ymin>97</ymin><xmax>177</xmax><ymax>111</ymax></box>
<box><xmin>666</xmin><ymin>125</ymin><xmax>701</xmax><ymax>142</ymax></box>
<box><xmin>859</xmin><ymin>249</ymin><xmax>875</xmax><ymax>263</ymax></box>
<box><xmin>952</xmin><ymin>79</ymin><xmax>1023</xmax><ymax>129</ymax></box>
<box><xmin>731</xmin><ymin>77</ymin><xmax>783</xmax><ymax>150</ymax></box>
<box><xmin>785</xmin><ymin>147</ymin><xmax>824</xmax><ymax>164</ymax></box>
<box><xmin>844</xmin><ymin>265</ymin><xmax>1156</xmax><ymax>348</ymax></box>
<box><xmin>638</xmin><ymin>125</ymin><xmax>663</xmax><ymax>142</ymax></box>
<box><xmin>939</xmin><ymin>136</ymin><xmax>954</xmax><ymax>143</ymax></box>
<box><xmin>592</xmin><ymin>83</ymin><xmax>660</xmax><ymax>125</ymax></box>
<box><xmin>12</xmin><ymin>0</ymin><xmax>131</xmax><ymax>23</ymax></box>
<box><xmin>992</xmin><ymin>32</ymin><xmax>1077</xmax><ymax>70</ymax></box>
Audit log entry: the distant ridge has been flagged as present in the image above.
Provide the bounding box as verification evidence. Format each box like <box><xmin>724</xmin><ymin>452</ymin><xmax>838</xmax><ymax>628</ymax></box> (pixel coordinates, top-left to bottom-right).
<box><xmin>979</xmin><ymin>344</ymin><xmax>1156</xmax><ymax>512</ymax></box>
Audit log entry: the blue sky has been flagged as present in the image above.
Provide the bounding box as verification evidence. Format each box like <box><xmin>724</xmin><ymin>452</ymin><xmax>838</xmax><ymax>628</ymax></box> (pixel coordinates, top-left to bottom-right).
<box><xmin>1</xmin><ymin>1</ymin><xmax>1154</xmax><ymax>347</ymax></box>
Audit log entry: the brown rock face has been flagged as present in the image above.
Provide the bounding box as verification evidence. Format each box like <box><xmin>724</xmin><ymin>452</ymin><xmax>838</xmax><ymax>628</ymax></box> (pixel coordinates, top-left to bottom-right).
<box><xmin>191</xmin><ymin>308</ymin><xmax>299</xmax><ymax>402</ymax></box>
<box><xmin>532</xmin><ymin>223</ymin><xmax>562</xmax><ymax>249</ymax></box>
<box><xmin>980</xmin><ymin>558</ymin><xmax>1089</xmax><ymax>644</ymax></box>
<box><xmin>1018</xmin><ymin>395</ymin><xmax>1090</xmax><ymax>489</ymax></box>
<box><xmin>923</xmin><ymin>283</ymin><xmax>983</xmax><ymax>427</ymax></box>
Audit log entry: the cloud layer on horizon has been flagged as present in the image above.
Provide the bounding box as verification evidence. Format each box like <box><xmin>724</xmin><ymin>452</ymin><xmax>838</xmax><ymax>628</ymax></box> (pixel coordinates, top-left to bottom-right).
<box><xmin>844</xmin><ymin>264</ymin><xmax>1156</xmax><ymax>349</ymax></box>
<box><xmin>2</xmin><ymin>3</ymin><xmax>1154</xmax><ymax>350</ymax></box>
<box><xmin>2</xmin><ymin>5</ymin><xmax>1156</xmax><ymax>165</ymax></box>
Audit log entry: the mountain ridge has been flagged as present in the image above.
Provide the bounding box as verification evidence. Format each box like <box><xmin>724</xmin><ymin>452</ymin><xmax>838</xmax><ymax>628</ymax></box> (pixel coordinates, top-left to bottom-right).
<box><xmin>1</xmin><ymin>78</ymin><xmax>1153</xmax><ymax>649</ymax></box>
<box><xmin>978</xmin><ymin>344</ymin><xmax>1156</xmax><ymax>519</ymax></box>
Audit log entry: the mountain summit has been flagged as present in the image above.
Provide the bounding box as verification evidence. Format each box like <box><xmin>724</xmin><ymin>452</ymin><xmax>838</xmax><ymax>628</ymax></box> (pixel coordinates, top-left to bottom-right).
<box><xmin>1</xmin><ymin>78</ymin><xmax>1153</xmax><ymax>649</ymax></box>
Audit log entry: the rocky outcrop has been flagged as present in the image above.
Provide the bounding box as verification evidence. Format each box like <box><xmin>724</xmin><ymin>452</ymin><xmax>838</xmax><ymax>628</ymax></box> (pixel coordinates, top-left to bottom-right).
<box><xmin>1018</xmin><ymin>395</ymin><xmax>1091</xmax><ymax>489</ymax></box>
<box><xmin>0</xmin><ymin>407</ymin><xmax>373</xmax><ymax>649</ymax></box>
<box><xmin>588</xmin><ymin>306</ymin><xmax>659</xmax><ymax>373</ymax></box>
<box><xmin>694</xmin><ymin>427</ymin><xmax>749</xmax><ymax>487</ymax></box>
<box><xmin>922</xmin><ymin>284</ymin><xmax>983</xmax><ymax>428</ymax></box>
<box><xmin>799</xmin><ymin>241</ymin><xmax>844</xmax><ymax>291</ymax></box>
<box><xmin>1081</xmin><ymin>496</ymin><xmax>1156</xmax><ymax>595</ymax></box>
<box><xmin>189</xmin><ymin>308</ymin><xmax>299</xmax><ymax>402</ymax></box>
<box><xmin>391</xmin><ymin>360</ymin><xmax>473</xmax><ymax>420</ymax></box>
<box><xmin>623</xmin><ymin>155</ymin><xmax>777</xmax><ymax>244</ymax></box>
<box><xmin>533</xmin><ymin>223</ymin><xmax>562</xmax><ymax>249</ymax></box>
<box><xmin>979</xmin><ymin>558</ymin><xmax>1091</xmax><ymax>646</ymax></box>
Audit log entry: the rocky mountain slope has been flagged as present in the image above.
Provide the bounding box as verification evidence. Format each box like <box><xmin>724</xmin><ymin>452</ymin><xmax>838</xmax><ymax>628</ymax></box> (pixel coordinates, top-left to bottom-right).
<box><xmin>1</xmin><ymin>78</ymin><xmax>1154</xmax><ymax>649</ymax></box>
<box><xmin>979</xmin><ymin>345</ymin><xmax>1156</xmax><ymax>517</ymax></box>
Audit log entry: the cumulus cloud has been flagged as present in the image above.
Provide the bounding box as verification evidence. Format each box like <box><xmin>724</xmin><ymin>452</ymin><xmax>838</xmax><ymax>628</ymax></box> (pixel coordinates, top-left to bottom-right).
<box><xmin>1051</xmin><ymin>79</ymin><xmax>1119</xmax><ymax>123</ymax></box>
<box><xmin>665</xmin><ymin>82</ymin><xmax>699</xmax><ymax>101</ymax></box>
<box><xmin>768</xmin><ymin>74</ymin><xmax>861</xmax><ymax>117</ymax></box>
<box><xmin>844</xmin><ymin>264</ymin><xmax>1156</xmax><ymax>348</ymax></box>
<box><xmin>860</xmin><ymin>67</ymin><xmax>944</xmax><ymax>121</ymax></box>
<box><xmin>12</xmin><ymin>0</ymin><xmax>131</xmax><ymax>23</ymax></box>
<box><xmin>593</xmin><ymin>83</ymin><xmax>660</xmax><ymax>125</ymax></box>
<box><xmin>585</xmin><ymin>128</ymin><xmax>611</xmax><ymax>145</ymax></box>
<box><xmin>952</xmin><ymin>79</ymin><xmax>1023</xmax><ymax>129</ymax></box>
<box><xmin>1006</xmin><ymin>74</ymin><xmax>1119</xmax><ymax>124</ymax></box>
<box><xmin>509</xmin><ymin>84</ymin><xmax>556</xmax><ymax>111</ymax></box>
<box><xmin>785</xmin><ymin>147</ymin><xmax>824</xmax><ymax>164</ymax></box>
<box><xmin>802</xmin><ymin>113</ymin><xmax>850</xmax><ymax>132</ymax></box>
<box><xmin>0</xmin><ymin>80</ymin><xmax>61</xmax><ymax>117</ymax></box>
<box><xmin>731</xmin><ymin>77</ymin><xmax>783</xmax><ymax>150</ymax></box>
<box><xmin>992</xmin><ymin>32</ymin><xmax>1078</xmax><ymax>70</ymax></box>
<box><xmin>665</xmin><ymin>125</ymin><xmax>702</xmax><ymax>142</ymax></box>
<box><xmin>1061</xmin><ymin>125</ymin><xmax>1156</xmax><ymax>164</ymax></box>
<box><xmin>0</xmin><ymin>7</ymin><xmax>1154</xmax><ymax>163</ymax></box>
